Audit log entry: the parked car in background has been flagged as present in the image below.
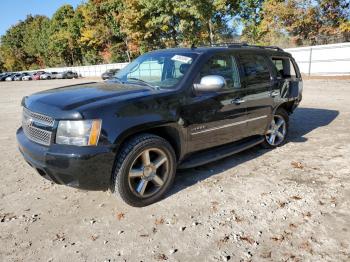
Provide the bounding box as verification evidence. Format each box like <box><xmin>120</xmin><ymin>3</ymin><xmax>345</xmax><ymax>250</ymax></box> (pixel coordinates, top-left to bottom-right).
<box><xmin>0</xmin><ymin>73</ymin><xmax>12</xmax><ymax>81</ymax></box>
<box><xmin>14</xmin><ymin>74</ymin><xmax>24</xmax><ymax>81</ymax></box>
<box><xmin>101</xmin><ymin>69</ymin><xmax>119</xmax><ymax>80</ymax></box>
<box><xmin>62</xmin><ymin>70</ymin><xmax>78</xmax><ymax>79</ymax></box>
<box><xmin>14</xmin><ymin>72</ymin><xmax>30</xmax><ymax>81</ymax></box>
<box><xmin>33</xmin><ymin>71</ymin><xmax>46</xmax><ymax>80</ymax></box>
<box><xmin>6</xmin><ymin>73</ymin><xmax>19</xmax><ymax>81</ymax></box>
<box><xmin>22</xmin><ymin>73</ymin><xmax>34</xmax><ymax>81</ymax></box>
<box><xmin>40</xmin><ymin>72</ymin><xmax>53</xmax><ymax>80</ymax></box>
<box><xmin>0</xmin><ymin>73</ymin><xmax>7</xmax><ymax>81</ymax></box>
<box><xmin>51</xmin><ymin>72</ymin><xmax>59</xmax><ymax>79</ymax></box>
<box><xmin>53</xmin><ymin>72</ymin><xmax>64</xmax><ymax>79</ymax></box>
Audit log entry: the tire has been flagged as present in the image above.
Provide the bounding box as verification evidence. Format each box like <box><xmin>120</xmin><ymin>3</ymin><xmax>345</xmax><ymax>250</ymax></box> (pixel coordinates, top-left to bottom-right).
<box><xmin>112</xmin><ymin>133</ymin><xmax>176</xmax><ymax>207</ymax></box>
<box><xmin>261</xmin><ymin>108</ymin><xmax>289</xmax><ymax>149</ymax></box>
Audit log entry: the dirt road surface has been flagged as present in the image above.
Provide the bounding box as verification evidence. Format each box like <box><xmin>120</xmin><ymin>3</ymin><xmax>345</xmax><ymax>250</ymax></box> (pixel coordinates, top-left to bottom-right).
<box><xmin>0</xmin><ymin>79</ymin><xmax>349</xmax><ymax>261</ymax></box>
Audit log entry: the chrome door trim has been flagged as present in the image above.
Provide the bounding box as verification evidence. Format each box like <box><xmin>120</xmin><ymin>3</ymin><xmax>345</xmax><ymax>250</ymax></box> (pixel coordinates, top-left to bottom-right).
<box><xmin>191</xmin><ymin>115</ymin><xmax>268</xmax><ymax>135</ymax></box>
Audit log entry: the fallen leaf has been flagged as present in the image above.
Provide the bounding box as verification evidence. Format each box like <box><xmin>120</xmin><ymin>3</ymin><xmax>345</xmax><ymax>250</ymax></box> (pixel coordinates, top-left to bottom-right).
<box><xmin>155</xmin><ymin>218</ymin><xmax>164</xmax><ymax>225</ymax></box>
<box><xmin>278</xmin><ymin>201</ymin><xmax>287</xmax><ymax>208</ymax></box>
<box><xmin>271</xmin><ymin>235</ymin><xmax>285</xmax><ymax>242</ymax></box>
<box><xmin>116</xmin><ymin>212</ymin><xmax>125</xmax><ymax>221</ymax></box>
<box><xmin>240</xmin><ymin>235</ymin><xmax>255</xmax><ymax>245</ymax></box>
<box><xmin>54</xmin><ymin>233</ymin><xmax>65</xmax><ymax>242</ymax></box>
<box><xmin>303</xmin><ymin>212</ymin><xmax>312</xmax><ymax>218</ymax></box>
<box><xmin>155</xmin><ymin>253</ymin><xmax>168</xmax><ymax>261</ymax></box>
<box><xmin>291</xmin><ymin>196</ymin><xmax>302</xmax><ymax>200</ymax></box>
<box><xmin>289</xmin><ymin>223</ymin><xmax>298</xmax><ymax>229</ymax></box>
<box><xmin>90</xmin><ymin>235</ymin><xmax>98</xmax><ymax>241</ymax></box>
<box><xmin>291</xmin><ymin>161</ymin><xmax>304</xmax><ymax>169</ymax></box>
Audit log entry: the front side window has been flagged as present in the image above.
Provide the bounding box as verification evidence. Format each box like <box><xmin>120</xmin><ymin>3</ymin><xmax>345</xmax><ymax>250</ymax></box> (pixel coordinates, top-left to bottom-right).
<box><xmin>239</xmin><ymin>54</ymin><xmax>271</xmax><ymax>85</ymax></box>
<box><xmin>199</xmin><ymin>54</ymin><xmax>241</xmax><ymax>89</ymax></box>
<box><xmin>115</xmin><ymin>52</ymin><xmax>198</xmax><ymax>89</ymax></box>
<box><xmin>271</xmin><ymin>57</ymin><xmax>297</xmax><ymax>78</ymax></box>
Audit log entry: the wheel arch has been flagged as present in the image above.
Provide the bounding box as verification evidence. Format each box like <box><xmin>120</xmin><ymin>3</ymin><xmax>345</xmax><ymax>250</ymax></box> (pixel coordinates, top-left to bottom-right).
<box><xmin>273</xmin><ymin>100</ymin><xmax>297</xmax><ymax>116</ymax></box>
<box><xmin>113</xmin><ymin>123</ymin><xmax>184</xmax><ymax>163</ymax></box>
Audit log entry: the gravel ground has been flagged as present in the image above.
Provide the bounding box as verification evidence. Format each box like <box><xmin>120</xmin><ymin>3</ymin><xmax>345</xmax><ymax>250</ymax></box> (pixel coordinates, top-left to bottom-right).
<box><xmin>0</xmin><ymin>79</ymin><xmax>349</xmax><ymax>262</ymax></box>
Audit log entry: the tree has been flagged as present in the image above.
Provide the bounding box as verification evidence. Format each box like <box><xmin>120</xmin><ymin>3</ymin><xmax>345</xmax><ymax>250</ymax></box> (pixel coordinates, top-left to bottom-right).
<box><xmin>238</xmin><ymin>0</ymin><xmax>264</xmax><ymax>43</ymax></box>
<box><xmin>241</xmin><ymin>0</ymin><xmax>350</xmax><ymax>46</ymax></box>
<box><xmin>118</xmin><ymin>0</ymin><xmax>239</xmax><ymax>57</ymax></box>
<box><xmin>77</xmin><ymin>0</ymin><xmax>127</xmax><ymax>64</ymax></box>
<box><xmin>0</xmin><ymin>16</ymin><xmax>37</xmax><ymax>71</ymax></box>
<box><xmin>23</xmin><ymin>15</ymin><xmax>51</xmax><ymax>68</ymax></box>
<box><xmin>318</xmin><ymin>0</ymin><xmax>350</xmax><ymax>35</ymax></box>
<box><xmin>49</xmin><ymin>5</ymin><xmax>82</xmax><ymax>66</ymax></box>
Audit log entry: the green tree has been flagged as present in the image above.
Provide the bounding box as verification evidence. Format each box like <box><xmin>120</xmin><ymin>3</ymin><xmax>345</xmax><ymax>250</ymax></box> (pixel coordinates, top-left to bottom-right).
<box><xmin>23</xmin><ymin>15</ymin><xmax>51</xmax><ymax>68</ymax></box>
<box><xmin>0</xmin><ymin>16</ymin><xmax>37</xmax><ymax>70</ymax></box>
<box><xmin>49</xmin><ymin>5</ymin><xmax>82</xmax><ymax>66</ymax></box>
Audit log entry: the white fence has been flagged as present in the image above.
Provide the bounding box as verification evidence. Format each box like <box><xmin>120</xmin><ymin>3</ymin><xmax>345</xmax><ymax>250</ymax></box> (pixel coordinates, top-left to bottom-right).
<box><xmin>41</xmin><ymin>62</ymin><xmax>129</xmax><ymax>77</ymax></box>
<box><xmin>285</xmin><ymin>42</ymin><xmax>350</xmax><ymax>76</ymax></box>
<box><xmin>37</xmin><ymin>42</ymin><xmax>350</xmax><ymax>77</ymax></box>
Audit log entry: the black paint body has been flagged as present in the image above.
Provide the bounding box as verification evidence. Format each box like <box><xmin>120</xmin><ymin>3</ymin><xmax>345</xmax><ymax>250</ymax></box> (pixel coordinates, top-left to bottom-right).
<box><xmin>16</xmin><ymin>47</ymin><xmax>302</xmax><ymax>190</ymax></box>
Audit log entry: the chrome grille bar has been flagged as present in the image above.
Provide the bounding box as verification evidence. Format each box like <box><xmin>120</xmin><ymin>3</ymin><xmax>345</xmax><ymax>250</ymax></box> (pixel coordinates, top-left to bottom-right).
<box><xmin>22</xmin><ymin>108</ymin><xmax>54</xmax><ymax>146</ymax></box>
<box><xmin>23</xmin><ymin>107</ymin><xmax>54</xmax><ymax>127</ymax></box>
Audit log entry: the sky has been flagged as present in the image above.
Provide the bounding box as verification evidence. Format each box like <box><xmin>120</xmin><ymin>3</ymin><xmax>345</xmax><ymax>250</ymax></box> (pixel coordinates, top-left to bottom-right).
<box><xmin>0</xmin><ymin>0</ymin><xmax>84</xmax><ymax>36</ymax></box>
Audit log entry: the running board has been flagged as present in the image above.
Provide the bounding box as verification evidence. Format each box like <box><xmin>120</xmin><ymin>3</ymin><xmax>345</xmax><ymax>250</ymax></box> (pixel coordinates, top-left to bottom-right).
<box><xmin>178</xmin><ymin>136</ymin><xmax>264</xmax><ymax>169</ymax></box>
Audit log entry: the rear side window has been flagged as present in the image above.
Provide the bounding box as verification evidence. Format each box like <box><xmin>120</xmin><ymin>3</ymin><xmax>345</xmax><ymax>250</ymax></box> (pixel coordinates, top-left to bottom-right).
<box><xmin>239</xmin><ymin>54</ymin><xmax>271</xmax><ymax>85</ymax></box>
<box><xmin>271</xmin><ymin>57</ymin><xmax>297</xmax><ymax>78</ymax></box>
<box><xmin>200</xmin><ymin>54</ymin><xmax>241</xmax><ymax>89</ymax></box>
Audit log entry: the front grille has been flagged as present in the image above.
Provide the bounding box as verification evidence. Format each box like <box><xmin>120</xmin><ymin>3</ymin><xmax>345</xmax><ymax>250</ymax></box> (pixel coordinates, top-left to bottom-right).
<box><xmin>23</xmin><ymin>107</ymin><xmax>54</xmax><ymax>127</ymax></box>
<box><xmin>22</xmin><ymin>108</ymin><xmax>54</xmax><ymax>146</ymax></box>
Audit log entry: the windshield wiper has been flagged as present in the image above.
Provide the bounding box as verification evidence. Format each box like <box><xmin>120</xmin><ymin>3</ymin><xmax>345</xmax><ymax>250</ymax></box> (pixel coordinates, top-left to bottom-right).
<box><xmin>126</xmin><ymin>77</ymin><xmax>159</xmax><ymax>89</ymax></box>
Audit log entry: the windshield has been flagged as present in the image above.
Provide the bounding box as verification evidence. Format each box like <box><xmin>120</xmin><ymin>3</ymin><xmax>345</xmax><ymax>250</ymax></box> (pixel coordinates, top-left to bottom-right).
<box><xmin>114</xmin><ymin>52</ymin><xmax>198</xmax><ymax>89</ymax></box>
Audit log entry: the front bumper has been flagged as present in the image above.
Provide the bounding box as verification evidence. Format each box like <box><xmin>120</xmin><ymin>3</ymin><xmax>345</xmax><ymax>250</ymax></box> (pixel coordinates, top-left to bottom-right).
<box><xmin>16</xmin><ymin>127</ymin><xmax>115</xmax><ymax>191</ymax></box>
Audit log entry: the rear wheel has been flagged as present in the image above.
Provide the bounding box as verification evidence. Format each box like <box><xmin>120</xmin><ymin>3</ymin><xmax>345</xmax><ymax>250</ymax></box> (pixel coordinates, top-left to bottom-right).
<box><xmin>112</xmin><ymin>134</ymin><xmax>176</xmax><ymax>207</ymax></box>
<box><xmin>262</xmin><ymin>108</ymin><xmax>289</xmax><ymax>148</ymax></box>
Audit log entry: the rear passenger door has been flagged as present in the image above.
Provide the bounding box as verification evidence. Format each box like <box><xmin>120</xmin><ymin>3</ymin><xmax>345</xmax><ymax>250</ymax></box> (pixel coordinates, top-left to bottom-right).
<box><xmin>237</xmin><ymin>53</ymin><xmax>273</xmax><ymax>136</ymax></box>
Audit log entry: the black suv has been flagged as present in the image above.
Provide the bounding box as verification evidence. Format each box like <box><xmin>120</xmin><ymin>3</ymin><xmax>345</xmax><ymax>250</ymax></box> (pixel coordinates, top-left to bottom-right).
<box><xmin>17</xmin><ymin>44</ymin><xmax>302</xmax><ymax>207</ymax></box>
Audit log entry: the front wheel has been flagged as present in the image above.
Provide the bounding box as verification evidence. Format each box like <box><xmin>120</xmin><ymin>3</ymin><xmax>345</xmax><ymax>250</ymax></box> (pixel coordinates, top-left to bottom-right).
<box><xmin>112</xmin><ymin>134</ymin><xmax>176</xmax><ymax>207</ymax></box>
<box><xmin>262</xmin><ymin>108</ymin><xmax>289</xmax><ymax>148</ymax></box>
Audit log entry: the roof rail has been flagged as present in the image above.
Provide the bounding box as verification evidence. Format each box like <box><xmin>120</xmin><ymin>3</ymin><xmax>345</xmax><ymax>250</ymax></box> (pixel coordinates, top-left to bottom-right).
<box><xmin>245</xmin><ymin>44</ymin><xmax>284</xmax><ymax>52</ymax></box>
<box><xmin>196</xmin><ymin>42</ymin><xmax>248</xmax><ymax>48</ymax></box>
<box><xmin>194</xmin><ymin>42</ymin><xmax>284</xmax><ymax>52</ymax></box>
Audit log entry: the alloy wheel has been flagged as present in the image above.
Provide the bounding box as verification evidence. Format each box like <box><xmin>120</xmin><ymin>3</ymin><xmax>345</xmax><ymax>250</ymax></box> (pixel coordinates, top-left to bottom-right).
<box><xmin>265</xmin><ymin>115</ymin><xmax>287</xmax><ymax>146</ymax></box>
<box><xmin>128</xmin><ymin>148</ymin><xmax>169</xmax><ymax>198</ymax></box>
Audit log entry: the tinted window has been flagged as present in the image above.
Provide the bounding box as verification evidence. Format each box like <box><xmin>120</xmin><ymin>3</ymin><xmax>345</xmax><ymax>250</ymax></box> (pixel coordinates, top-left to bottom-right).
<box><xmin>200</xmin><ymin>54</ymin><xmax>241</xmax><ymax>89</ymax></box>
<box><xmin>271</xmin><ymin>57</ymin><xmax>297</xmax><ymax>78</ymax></box>
<box><xmin>239</xmin><ymin>54</ymin><xmax>270</xmax><ymax>84</ymax></box>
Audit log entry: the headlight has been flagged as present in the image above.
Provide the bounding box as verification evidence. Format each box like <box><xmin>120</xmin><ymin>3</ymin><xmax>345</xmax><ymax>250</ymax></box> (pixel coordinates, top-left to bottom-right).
<box><xmin>56</xmin><ymin>119</ymin><xmax>102</xmax><ymax>146</ymax></box>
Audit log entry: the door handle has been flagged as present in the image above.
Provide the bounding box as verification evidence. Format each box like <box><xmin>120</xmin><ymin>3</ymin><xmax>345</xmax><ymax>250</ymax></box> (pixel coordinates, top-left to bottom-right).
<box><xmin>271</xmin><ymin>90</ymin><xmax>280</xmax><ymax>97</ymax></box>
<box><xmin>231</xmin><ymin>98</ymin><xmax>246</xmax><ymax>104</ymax></box>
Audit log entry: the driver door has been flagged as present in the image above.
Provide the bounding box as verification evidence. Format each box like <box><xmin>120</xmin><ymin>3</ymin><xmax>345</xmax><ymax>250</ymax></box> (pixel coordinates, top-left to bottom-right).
<box><xmin>182</xmin><ymin>53</ymin><xmax>248</xmax><ymax>152</ymax></box>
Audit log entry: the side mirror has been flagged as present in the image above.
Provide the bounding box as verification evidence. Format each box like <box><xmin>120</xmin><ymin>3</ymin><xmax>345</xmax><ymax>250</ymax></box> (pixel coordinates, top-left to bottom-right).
<box><xmin>193</xmin><ymin>75</ymin><xmax>226</xmax><ymax>92</ymax></box>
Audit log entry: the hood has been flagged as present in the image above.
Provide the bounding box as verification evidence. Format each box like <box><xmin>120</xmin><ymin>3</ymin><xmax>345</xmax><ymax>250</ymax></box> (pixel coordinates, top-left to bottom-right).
<box><xmin>23</xmin><ymin>81</ymin><xmax>155</xmax><ymax>119</ymax></box>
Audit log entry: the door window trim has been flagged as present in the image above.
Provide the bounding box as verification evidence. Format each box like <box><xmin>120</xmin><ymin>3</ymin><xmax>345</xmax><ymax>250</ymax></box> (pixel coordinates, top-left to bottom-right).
<box><xmin>237</xmin><ymin>53</ymin><xmax>273</xmax><ymax>87</ymax></box>
<box><xmin>193</xmin><ymin>52</ymin><xmax>242</xmax><ymax>95</ymax></box>
<box><xmin>269</xmin><ymin>56</ymin><xmax>300</xmax><ymax>79</ymax></box>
